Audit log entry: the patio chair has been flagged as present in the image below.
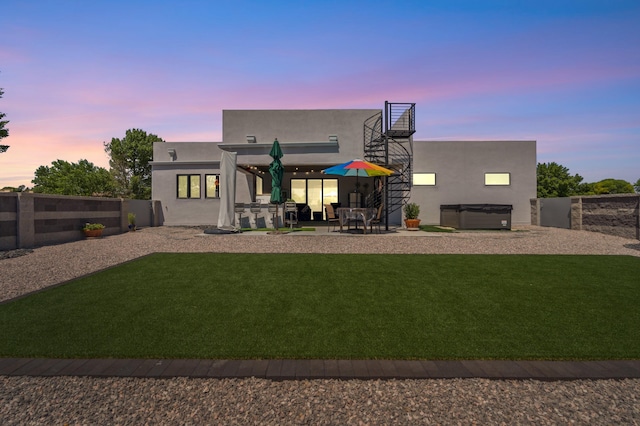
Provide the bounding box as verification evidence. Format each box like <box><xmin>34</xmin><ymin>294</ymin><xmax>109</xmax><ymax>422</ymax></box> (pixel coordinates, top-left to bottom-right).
<box><xmin>250</xmin><ymin>202</ymin><xmax>262</xmax><ymax>228</ymax></box>
<box><xmin>268</xmin><ymin>203</ymin><xmax>279</xmax><ymax>228</ymax></box>
<box><xmin>324</xmin><ymin>204</ymin><xmax>340</xmax><ymax>232</ymax></box>
<box><xmin>235</xmin><ymin>203</ymin><xmax>247</xmax><ymax>227</ymax></box>
<box><xmin>284</xmin><ymin>201</ymin><xmax>298</xmax><ymax>229</ymax></box>
<box><xmin>368</xmin><ymin>204</ymin><xmax>384</xmax><ymax>234</ymax></box>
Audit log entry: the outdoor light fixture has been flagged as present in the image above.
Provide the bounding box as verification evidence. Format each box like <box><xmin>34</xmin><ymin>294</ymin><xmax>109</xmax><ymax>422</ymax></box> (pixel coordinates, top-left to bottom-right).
<box><xmin>167</xmin><ymin>148</ymin><xmax>176</xmax><ymax>160</ymax></box>
<box><xmin>328</xmin><ymin>135</ymin><xmax>338</xmax><ymax>143</ymax></box>
<box><xmin>246</xmin><ymin>135</ymin><xmax>256</xmax><ymax>143</ymax></box>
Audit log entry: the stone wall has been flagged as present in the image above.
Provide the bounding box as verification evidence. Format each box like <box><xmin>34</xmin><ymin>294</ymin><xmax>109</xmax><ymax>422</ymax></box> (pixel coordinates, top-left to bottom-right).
<box><xmin>531</xmin><ymin>194</ymin><xmax>639</xmax><ymax>240</ymax></box>
<box><xmin>576</xmin><ymin>195</ymin><xmax>639</xmax><ymax>240</ymax></box>
<box><xmin>0</xmin><ymin>193</ymin><xmax>162</xmax><ymax>250</ymax></box>
<box><xmin>0</xmin><ymin>193</ymin><xmax>18</xmax><ymax>250</ymax></box>
<box><xmin>530</xmin><ymin>199</ymin><xmax>539</xmax><ymax>227</ymax></box>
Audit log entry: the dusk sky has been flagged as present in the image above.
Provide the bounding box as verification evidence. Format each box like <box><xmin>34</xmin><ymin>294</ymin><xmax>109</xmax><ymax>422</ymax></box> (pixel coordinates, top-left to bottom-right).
<box><xmin>1</xmin><ymin>0</ymin><xmax>639</xmax><ymax>189</ymax></box>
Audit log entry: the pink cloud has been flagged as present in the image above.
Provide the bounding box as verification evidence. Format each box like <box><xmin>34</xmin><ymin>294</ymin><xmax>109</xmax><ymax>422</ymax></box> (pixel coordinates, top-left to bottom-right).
<box><xmin>2</xmin><ymin>9</ymin><xmax>638</xmax><ymax>189</ymax></box>
<box><xmin>0</xmin><ymin>131</ymin><xmax>110</xmax><ymax>189</ymax></box>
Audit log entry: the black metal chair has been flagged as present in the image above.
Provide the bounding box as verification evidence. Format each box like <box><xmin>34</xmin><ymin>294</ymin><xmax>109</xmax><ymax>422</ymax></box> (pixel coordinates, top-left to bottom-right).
<box><xmin>368</xmin><ymin>204</ymin><xmax>384</xmax><ymax>234</ymax></box>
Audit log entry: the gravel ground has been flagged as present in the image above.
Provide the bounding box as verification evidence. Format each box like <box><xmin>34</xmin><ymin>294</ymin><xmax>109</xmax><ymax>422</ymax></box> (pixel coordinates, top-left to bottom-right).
<box><xmin>1</xmin><ymin>225</ymin><xmax>640</xmax><ymax>424</ymax></box>
<box><xmin>1</xmin><ymin>376</ymin><xmax>639</xmax><ymax>425</ymax></box>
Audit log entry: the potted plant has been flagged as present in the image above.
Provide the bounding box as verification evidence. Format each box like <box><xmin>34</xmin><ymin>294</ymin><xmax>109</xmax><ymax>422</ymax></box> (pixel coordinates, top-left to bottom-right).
<box><xmin>403</xmin><ymin>203</ymin><xmax>421</xmax><ymax>230</ymax></box>
<box><xmin>82</xmin><ymin>223</ymin><xmax>105</xmax><ymax>238</ymax></box>
<box><xmin>128</xmin><ymin>212</ymin><xmax>136</xmax><ymax>231</ymax></box>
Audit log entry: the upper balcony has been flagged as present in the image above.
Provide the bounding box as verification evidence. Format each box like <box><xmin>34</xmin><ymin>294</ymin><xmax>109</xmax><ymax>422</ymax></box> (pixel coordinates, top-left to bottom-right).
<box><xmin>385</xmin><ymin>102</ymin><xmax>416</xmax><ymax>139</ymax></box>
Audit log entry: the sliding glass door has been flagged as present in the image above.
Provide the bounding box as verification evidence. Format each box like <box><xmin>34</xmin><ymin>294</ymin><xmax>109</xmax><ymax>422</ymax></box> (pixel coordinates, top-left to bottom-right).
<box><xmin>290</xmin><ymin>178</ymin><xmax>338</xmax><ymax>220</ymax></box>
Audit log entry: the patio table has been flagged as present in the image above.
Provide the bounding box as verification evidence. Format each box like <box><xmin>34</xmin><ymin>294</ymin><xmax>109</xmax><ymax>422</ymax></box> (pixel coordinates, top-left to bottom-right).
<box><xmin>336</xmin><ymin>207</ymin><xmax>377</xmax><ymax>234</ymax></box>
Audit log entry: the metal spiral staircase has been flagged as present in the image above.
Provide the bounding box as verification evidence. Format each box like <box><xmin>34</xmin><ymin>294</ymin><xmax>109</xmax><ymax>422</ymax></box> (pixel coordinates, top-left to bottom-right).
<box><xmin>363</xmin><ymin>102</ymin><xmax>416</xmax><ymax>225</ymax></box>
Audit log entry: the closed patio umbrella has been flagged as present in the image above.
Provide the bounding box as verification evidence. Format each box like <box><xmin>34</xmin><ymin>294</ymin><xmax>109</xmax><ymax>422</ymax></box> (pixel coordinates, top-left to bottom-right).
<box><xmin>269</xmin><ymin>138</ymin><xmax>284</xmax><ymax>231</ymax></box>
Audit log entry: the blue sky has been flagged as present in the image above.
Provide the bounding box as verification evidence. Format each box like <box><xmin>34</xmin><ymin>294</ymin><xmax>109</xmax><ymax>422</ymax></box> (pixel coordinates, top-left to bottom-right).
<box><xmin>1</xmin><ymin>0</ymin><xmax>639</xmax><ymax>188</ymax></box>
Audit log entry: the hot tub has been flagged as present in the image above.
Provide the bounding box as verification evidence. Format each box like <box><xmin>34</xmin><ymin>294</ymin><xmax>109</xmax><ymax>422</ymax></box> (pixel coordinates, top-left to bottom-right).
<box><xmin>440</xmin><ymin>204</ymin><xmax>512</xmax><ymax>230</ymax></box>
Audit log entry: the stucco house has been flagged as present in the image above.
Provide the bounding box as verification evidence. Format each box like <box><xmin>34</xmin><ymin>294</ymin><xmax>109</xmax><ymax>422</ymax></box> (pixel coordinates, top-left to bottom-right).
<box><xmin>151</xmin><ymin>102</ymin><xmax>536</xmax><ymax>228</ymax></box>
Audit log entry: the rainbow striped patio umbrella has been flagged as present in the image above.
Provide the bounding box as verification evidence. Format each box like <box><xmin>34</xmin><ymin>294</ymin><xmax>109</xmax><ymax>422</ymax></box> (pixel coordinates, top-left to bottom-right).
<box><xmin>322</xmin><ymin>159</ymin><xmax>393</xmax><ymax>181</ymax></box>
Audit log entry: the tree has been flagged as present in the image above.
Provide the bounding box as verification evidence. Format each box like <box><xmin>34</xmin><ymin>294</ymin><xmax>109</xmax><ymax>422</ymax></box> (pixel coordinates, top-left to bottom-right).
<box><xmin>575</xmin><ymin>181</ymin><xmax>595</xmax><ymax>196</ymax></box>
<box><xmin>32</xmin><ymin>159</ymin><xmax>115</xmax><ymax>196</ymax></box>
<box><xmin>1</xmin><ymin>185</ymin><xmax>28</xmax><ymax>192</ymax></box>
<box><xmin>536</xmin><ymin>162</ymin><xmax>584</xmax><ymax>198</ymax></box>
<box><xmin>0</xmin><ymin>85</ymin><xmax>9</xmax><ymax>153</ymax></box>
<box><xmin>592</xmin><ymin>178</ymin><xmax>635</xmax><ymax>195</ymax></box>
<box><xmin>104</xmin><ymin>128</ymin><xmax>164</xmax><ymax>199</ymax></box>
<box><xmin>634</xmin><ymin>178</ymin><xmax>640</xmax><ymax>193</ymax></box>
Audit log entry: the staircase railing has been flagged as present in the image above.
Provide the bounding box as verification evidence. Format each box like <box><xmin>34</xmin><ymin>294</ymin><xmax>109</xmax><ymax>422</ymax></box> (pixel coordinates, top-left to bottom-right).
<box><xmin>363</xmin><ymin>110</ymin><xmax>413</xmax><ymax>219</ymax></box>
<box><xmin>385</xmin><ymin>102</ymin><xmax>416</xmax><ymax>139</ymax></box>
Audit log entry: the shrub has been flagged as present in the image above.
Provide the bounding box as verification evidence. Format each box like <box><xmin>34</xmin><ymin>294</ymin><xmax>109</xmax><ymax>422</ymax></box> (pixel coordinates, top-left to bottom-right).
<box><xmin>403</xmin><ymin>203</ymin><xmax>420</xmax><ymax>219</ymax></box>
<box><xmin>82</xmin><ymin>223</ymin><xmax>105</xmax><ymax>231</ymax></box>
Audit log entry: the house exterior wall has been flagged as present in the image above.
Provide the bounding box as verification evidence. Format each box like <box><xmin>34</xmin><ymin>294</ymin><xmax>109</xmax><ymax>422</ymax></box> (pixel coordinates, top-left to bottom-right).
<box><xmin>221</xmin><ymin>109</ymin><xmax>379</xmax><ymax>167</ymax></box>
<box><xmin>151</xmin><ymin>142</ymin><xmax>255</xmax><ymax>226</ymax></box>
<box><xmin>151</xmin><ymin>110</ymin><xmax>380</xmax><ymax>226</ymax></box>
<box><xmin>409</xmin><ymin>140</ymin><xmax>536</xmax><ymax>225</ymax></box>
<box><xmin>150</xmin><ymin>111</ymin><xmax>536</xmax><ymax>227</ymax></box>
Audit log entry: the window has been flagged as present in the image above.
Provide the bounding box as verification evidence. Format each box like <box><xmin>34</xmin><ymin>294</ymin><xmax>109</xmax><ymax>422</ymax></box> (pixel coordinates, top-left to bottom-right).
<box><xmin>484</xmin><ymin>173</ymin><xmax>510</xmax><ymax>186</ymax></box>
<box><xmin>291</xmin><ymin>179</ymin><xmax>307</xmax><ymax>203</ymax></box>
<box><xmin>413</xmin><ymin>173</ymin><xmax>436</xmax><ymax>186</ymax></box>
<box><xmin>256</xmin><ymin>175</ymin><xmax>263</xmax><ymax>195</ymax></box>
<box><xmin>290</xmin><ymin>178</ymin><xmax>338</xmax><ymax>220</ymax></box>
<box><xmin>205</xmin><ymin>174</ymin><xmax>219</xmax><ymax>198</ymax></box>
<box><xmin>177</xmin><ymin>174</ymin><xmax>201</xmax><ymax>198</ymax></box>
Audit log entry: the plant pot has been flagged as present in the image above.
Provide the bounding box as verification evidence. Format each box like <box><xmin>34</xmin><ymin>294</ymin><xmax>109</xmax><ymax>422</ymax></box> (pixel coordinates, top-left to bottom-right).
<box><xmin>404</xmin><ymin>219</ymin><xmax>421</xmax><ymax>230</ymax></box>
<box><xmin>83</xmin><ymin>229</ymin><xmax>103</xmax><ymax>238</ymax></box>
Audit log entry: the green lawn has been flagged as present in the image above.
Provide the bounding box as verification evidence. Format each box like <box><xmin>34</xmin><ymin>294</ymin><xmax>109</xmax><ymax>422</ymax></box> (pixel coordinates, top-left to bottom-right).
<box><xmin>241</xmin><ymin>227</ymin><xmax>316</xmax><ymax>232</ymax></box>
<box><xmin>1</xmin><ymin>254</ymin><xmax>639</xmax><ymax>360</ymax></box>
<box><xmin>419</xmin><ymin>225</ymin><xmax>456</xmax><ymax>232</ymax></box>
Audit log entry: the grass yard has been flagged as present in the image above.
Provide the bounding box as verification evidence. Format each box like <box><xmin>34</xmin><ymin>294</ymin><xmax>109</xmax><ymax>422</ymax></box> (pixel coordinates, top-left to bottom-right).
<box><xmin>241</xmin><ymin>227</ymin><xmax>316</xmax><ymax>232</ymax></box>
<box><xmin>1</xmin><ymin>254</ymin><xmax>639</xmax><ymax>360</ymax></box>
<box><xmin>419</xmin><ymin>225</ymin><xmax>456</xmax><ymax>233</ymax></box>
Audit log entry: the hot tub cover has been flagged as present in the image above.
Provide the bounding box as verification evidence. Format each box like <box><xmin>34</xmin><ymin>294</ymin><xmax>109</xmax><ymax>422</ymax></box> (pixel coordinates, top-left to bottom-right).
<box><xmin>440</xmin><ymin>204</ymin><xmax>513</xmax><ymax>213</ymax></box>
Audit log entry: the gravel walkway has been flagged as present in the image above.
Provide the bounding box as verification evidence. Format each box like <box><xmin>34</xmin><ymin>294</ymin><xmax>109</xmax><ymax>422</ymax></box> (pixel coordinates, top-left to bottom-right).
<box><xmin>1</xmin><ymin>226</ymin><xmax>640</xmax><ymax>424</ymax></box>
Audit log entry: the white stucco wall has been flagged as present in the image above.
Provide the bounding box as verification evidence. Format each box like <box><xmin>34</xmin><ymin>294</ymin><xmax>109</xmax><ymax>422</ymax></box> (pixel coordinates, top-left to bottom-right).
<box><xmin>221</xmin><ymin>109</ymin><xmax>379</xmax><ymax>167</ymax></box>
<box><xmin>151</xmin><ymin>142</ymin><xmax>253</xmax><ymax>226</ymax></box>
<box><xmin>409</xmin><ymin>140</ymin><xmax>537</xmax><ymax>225</ymax></box>
<box><xmin>150</xmin><ymin>112</ymin><xmax>537</xmax><ymax>227</ymax></box>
